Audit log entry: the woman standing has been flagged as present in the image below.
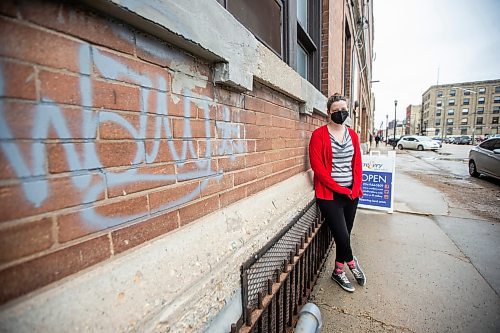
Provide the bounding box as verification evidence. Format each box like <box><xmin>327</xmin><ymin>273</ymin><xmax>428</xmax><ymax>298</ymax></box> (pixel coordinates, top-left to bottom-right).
<box><xmin>308</xmin><ymin>93</ymin><xmax>365</xmax><ymax>292</ymax></box>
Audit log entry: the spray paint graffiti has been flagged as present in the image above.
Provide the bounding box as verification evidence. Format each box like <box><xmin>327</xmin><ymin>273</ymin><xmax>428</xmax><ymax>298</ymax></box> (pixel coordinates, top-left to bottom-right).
<box><xmin>0</xmin><ymin>43</ymin><xmax>246</xmax><ymax>230</ymax></box>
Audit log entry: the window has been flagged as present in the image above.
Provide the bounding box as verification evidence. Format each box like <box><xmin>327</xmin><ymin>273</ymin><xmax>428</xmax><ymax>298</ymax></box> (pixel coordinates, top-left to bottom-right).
<box><xmin>448</xmin><ymin>99</ymin><xmax>455</xmax><ymax>106</ymax></box>
<box><xmin>223</xmin><ymin>0</ymin><xmax>321</xmax><ymax>88</ymax></box>
<box><xmin>462</xmin><ymin>108</ymin><xmax>469</xmax><ymax>115</ymax></box>
<box><xmin>493</xmin><ymin>106</ymin><xmax>500</xmax><ymax>114</ymax></box>
<box><xmin>463</xmin><ymin>89</ymin><xmax>471</xmax><ymax>96</ymax></box>
<box><xmin>447</xmin><ymin>118</ymin><xmax>454</xmax><ymax>125</ymax></box>
<box><xmin>495</xmin><ymin>86</ymin><xmax>500</xmax><ymax>93</ymax></box>
<box><xmin>446</xmin><ymin>127</ymin><xmax>453</xmax><ymax>135</ymax></box>
<box><xmin>461</xmin><ymin>118</ymin><xmax>468</xmax><ymax>124</ymax></box>
<box><xmin>436</xmin><ymin>110</ymin><xmax>441</xmax><ymax>117</ymax></box>
<box><xmin>463</xmin><ymin>98</ymin><xmax>470</xmax><ymax>105</ymax></box>
<box><xmin>477</xmin><ymin>107</ymin><xmax>484</xmax><ymax>114</ymax></box>
<box><xmin>435</xmin><ymin>119</ymin><xmax>441</xmax><ymax>126</ymax></box>
<box><xmin>435</xmin><ymin>129</ymin><xmax>440</xmax><ymax>135</ymax></box>
<box><xmin>478</xmin><ymin>97</ymin><xmax>485</xmax><ymax>104</ymax></box>
<box><xmin>436</xmin><ymin>100</ymin><xmax>442</xmax><ymax>107</ymax></box>
<box><xmin>476</xmin><ymin>117</ymin><xmax>483</xmax><ymax>125</ymax></box>
<box><xmin>461</xmin><ymin>127</ymin><xmax>468</xmax><ymax>135</ymax></box>
<box><xmin>494</xmin><ymin>96</ymin><xmax>500</xmax><ymax>104</ymax></box>
<box><xmin>437</xmin><ymin>91</ymin><xmax>443</xmax><ymax>97</ymax></box>
<box><xmin>450</xmin><ymin>89</ymin><xmax>456</xmax><ymax>97</ymax></box>
<box><xmin>447</xmin><ymin>109</ymin><xmax>455</xmax><ymax>115</ymax></box>
<box><xmin>492</xmin><ymin>117</ymin><xmax>499</xmax><ymax>124</ymax></box>
<box><xmin>478</xmin><ymin>87</ymin><xmax>486</xmax><ymax>94</ymax></box>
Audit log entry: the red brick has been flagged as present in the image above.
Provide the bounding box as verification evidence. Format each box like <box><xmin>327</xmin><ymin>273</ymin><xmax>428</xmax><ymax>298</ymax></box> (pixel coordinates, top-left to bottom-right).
<box><xmin>245</xmin><ymin>95</ymin><xmax>265</xmax><ymax>111</ymax></box>
<box><xmin>0</xmin><ymin>174</ymin><xmax>105</xmax><ymax>222</ymax></box>
<box><xmin>255</xmin><ymin>112</ymin><xmax>272</xmax><ymax>126</ymax></box>
<box><xmin>218</xmin><ymin>155</ymin><xmax>245</xmax><ymax>172</ymax></box>
<box><xmin>92</xmin><ymin>79</ymin><xmax>141</xmax><ymax>111</ymax></box>
<box><xmin>57</xmin><ymin>196</ymin><xmax>148</xmax><ymax>242</ymax></box>
<box><xmin>92</xmin><ymin>49</ymin><xmax>169</xmax><ymax>90</ymax></box>
<box><xmin>216</xmin><ymin>122</ymin><xmax>244</xmax><ymax>140</ymax></box>
<box><xmin>231</xmin><ymin>108</ymin><xmax>256</xmax><ymax>124</ymax></box>
<box><xmin>245</xmin><ymin>124</ymin><xmax>265</xmax><ymax>139</ymax></box>
<box><xmin>178</xmin><ymin>195</ymin><xmax>219</xmax><ymax>226</ymax></box>
<box><xmin>0</xmin><ymin>16</ymin><xmax>81</xmax><ymax>72</ymax></box>
<box><xmin>145</xmin><ymin>139</ymin><xmax>199</xmax><ymax>163</ymax></box>
<box><xmin>220</xmin><ymin>186</ymin><xmax>247</xmax><ymax>207</ymax></box>
<box><xmin>0</xmin><ymin>217</ymin><xmax>53</xmax><ymax>264</ymax></box>
<box><xmin>107</xmin><ymin>164</ymin><xmax>176</xmax><ymax>198</ymax></box>
<box><xmin>197</xmin><ymin>140</ymin><xmax>220</xmax><ymax>159</ymax></box>
<box><xmin>0</xmin><ymin>235</ymin><xmax>111</xmax><ymax>305</ymax></box>
<box><xmin>47</xmin><ymin>141</ymin><xmax>142</xmax><ymax>173</ymax></box>
<box><xmin>245</xmin><ymin>152</ymin><xmax>266</xmax><ymax>168</ymax></box>
<box><xmin>0</xmin><ymin>101</ymin><xmax>98</xmax><ymax>140</ymax></box>
<box><xmin>196</xmin><ymin>100</ymin><xmax>217</xmax><ymax>120</ymax></box>
<box><xmin>148</xmin><ymin>181</ymin><xmax>201</xmax><ymax>212</ymax></box>
<box><xmin>255</xmin><ymin>139</ymin><xmax>273</xmax><ymax>152</ymax></box>
<box><xmin>0</xmin><ymin>141</ymin><xmax>44</xmax><ymax>180</ymax></box>
<box><xmin>167</xmin><ymin>94</ymin><xmax>188</xmax><ymax>117</ymax></box>
<box><xmin>172</xmin><ymin>118</ymin><xmax>215</xmax><ymax>138</ymax></box>
<box><xmin>247</xmin><ymin>179</ymin><xmax>267</xmax><ymax>196</ymax></box>
<box><xmin>176</xmin><ymin>159</ymin><xmax>217</xmax><ymax>180</ymax></box>
<box><xmin>0</xmin><ymin>60</ymin><xmax>36</xmax><ymax>100</ymax></box>
<box><xmin>112</xmin><ymin>211</ymin><xmax>179</xmax><ymax>254</ymax></box>
<box><xmin>200</xmin><ymin>174</ymin><xmax>233</xmax><ymax>197</ymax></box>
<box><xmin>39</xmin><ymin>70</ymin><xmax>81</xmax><ymax>106</ymax></box>
<box><xmin>214</xmin><ymin>87</ymin><xmax>245</xmax><ymax>108</ymax></box>
<box><xmin>99</xmin><ymin>111</ymin><xmax>170</xmax><ymax>140</ymax></box>
<box><xmin>234</xmin><ymin>164</ymin><xmax>272</xmax><ymax>186</ymax></box>
<box><xmin>19</xmin><ymin>0</ymin><xmax>135</xmax><ymax>55</ymax></box>
<box><xmin>176</xmin><ymin>73</ymin><xmax>214</xmax><ymax>101</ymax></box>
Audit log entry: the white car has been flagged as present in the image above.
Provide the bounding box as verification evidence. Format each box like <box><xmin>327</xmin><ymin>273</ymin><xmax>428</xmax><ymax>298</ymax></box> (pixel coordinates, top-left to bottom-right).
<box><xmin>396</xmin><ymin>135</ymin><xmax>441</xmax><ymax>151</ymax></box>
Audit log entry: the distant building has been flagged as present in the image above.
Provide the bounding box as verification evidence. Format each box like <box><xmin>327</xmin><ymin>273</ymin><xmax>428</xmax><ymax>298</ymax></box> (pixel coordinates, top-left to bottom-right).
<box><xmin>421</xmin><ymin>79</ymin><xmax>500</xmax><ymax>138</ymax></box>
<box><xmin>405</xmin><ymin>104</ymin><xmax>421</xmax><ymax>135</ymax></box>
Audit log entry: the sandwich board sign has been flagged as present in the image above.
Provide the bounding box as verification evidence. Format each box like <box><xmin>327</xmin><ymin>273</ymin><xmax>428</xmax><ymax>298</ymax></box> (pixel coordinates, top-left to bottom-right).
<box><xmin>359</xmin><ymin>151</ymin><xmax>396</xmax><ymax>213</ymax></box>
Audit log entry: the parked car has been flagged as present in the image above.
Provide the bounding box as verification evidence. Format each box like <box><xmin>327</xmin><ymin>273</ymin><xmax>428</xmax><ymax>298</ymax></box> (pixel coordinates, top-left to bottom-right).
<box><xmin>468</xmin><ymin>137</ymin><xmax>500</xmax><ymax>180</ymax></box>
<box><xmin>396</xmin><ymin>135</ymin><xmax>441</xmax><ymax>151</ymax></box>
<box><xmin>431</xmin><ymin>137</ymin><xmax>443</xmax><ymax>148</ymax></box>
<box><xmin>387</xmin><ymin>136</ymin><xmax>401</xmax><ymax>147</ymax></box>
<box><xmin>456</xmin><ymin>136</ymin><xmax>472</xmax><ymax>145</ymax></box>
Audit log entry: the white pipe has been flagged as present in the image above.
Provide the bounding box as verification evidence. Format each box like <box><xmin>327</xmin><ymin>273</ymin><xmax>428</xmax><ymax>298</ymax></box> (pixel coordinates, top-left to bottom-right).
<box><xmin>294</xmin><ymin>303</ymin><xmax>322</xmax><ymax>333</ymax></box>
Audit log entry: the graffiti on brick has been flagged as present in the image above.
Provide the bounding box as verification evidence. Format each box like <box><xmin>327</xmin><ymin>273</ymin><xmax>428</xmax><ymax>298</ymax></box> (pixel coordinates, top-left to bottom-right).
<box><xmin>0</xmin><ymin>44</ymin><xmax>246</xmax><ymax>229</ymax></box>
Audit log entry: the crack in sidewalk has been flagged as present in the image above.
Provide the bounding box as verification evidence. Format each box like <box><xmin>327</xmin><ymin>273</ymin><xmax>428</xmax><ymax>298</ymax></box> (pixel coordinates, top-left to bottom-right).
<box><xmin>315</xmin><ymin>302</ymin><xmax>417</xmax><ymax>333</ymax></box>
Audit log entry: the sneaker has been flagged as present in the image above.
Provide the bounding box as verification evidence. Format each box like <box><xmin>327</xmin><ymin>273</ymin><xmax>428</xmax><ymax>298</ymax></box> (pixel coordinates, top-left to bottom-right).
<box><xmin>349</xmin><ymin>256</ymin><xmax>366</xmax><ymax>286</ymax></box>
<box><xmin>331</xmin><ymin>271</ymin><xmax>355</xmax><ymax>292</ymax></box>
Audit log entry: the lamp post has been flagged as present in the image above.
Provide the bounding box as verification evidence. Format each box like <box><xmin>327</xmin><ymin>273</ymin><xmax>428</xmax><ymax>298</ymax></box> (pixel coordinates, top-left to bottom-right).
<box><xmin>385</xmin><ymin>114</ymin><xmax>388</xmax><ymax>145</ymax></box>
<box><xmin>393</xmin><ymin>100</ymin><xmax>397</xmax><ymax>149</ymax></box>
<box><xmin>452</xmin><ymin>86</ymin><xmax>478</xmax><ymax>144</ymax></box>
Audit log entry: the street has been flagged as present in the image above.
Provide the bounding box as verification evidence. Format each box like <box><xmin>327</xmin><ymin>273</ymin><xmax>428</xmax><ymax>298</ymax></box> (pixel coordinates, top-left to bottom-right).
<box><xmin>310</xmin><ymin>143</ymin><xmax>500</xmax><ymax>332</ymax></box>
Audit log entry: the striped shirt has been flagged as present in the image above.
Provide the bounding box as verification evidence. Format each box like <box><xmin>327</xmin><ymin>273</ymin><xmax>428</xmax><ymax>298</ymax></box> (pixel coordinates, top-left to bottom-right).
<box><xmin>329</xmin><ymin>129</ymin><xmax>354</xmax><ymax>187</ymax></box>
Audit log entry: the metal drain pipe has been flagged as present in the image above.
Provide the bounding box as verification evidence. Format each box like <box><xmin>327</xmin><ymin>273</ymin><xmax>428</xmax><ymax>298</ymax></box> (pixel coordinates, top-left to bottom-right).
<box><xmin>294</xmin><ymin>303</ymin><xmax>322</xmax><ymax>333</ymax></box>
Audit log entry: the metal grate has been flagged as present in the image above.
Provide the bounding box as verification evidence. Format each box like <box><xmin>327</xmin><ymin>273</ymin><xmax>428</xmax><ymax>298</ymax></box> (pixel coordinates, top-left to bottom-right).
<box><xmin>232</xmin><ymin>199</ymin><xmax>334</xmax><ymax>332</ymax></box>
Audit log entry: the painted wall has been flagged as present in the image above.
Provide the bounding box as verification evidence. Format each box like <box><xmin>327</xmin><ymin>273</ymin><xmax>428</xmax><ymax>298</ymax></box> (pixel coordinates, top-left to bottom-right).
<box><xmin>0</xmin><ymin>1</ymin><xmax>325</xmax><ymax>329</ymax></box>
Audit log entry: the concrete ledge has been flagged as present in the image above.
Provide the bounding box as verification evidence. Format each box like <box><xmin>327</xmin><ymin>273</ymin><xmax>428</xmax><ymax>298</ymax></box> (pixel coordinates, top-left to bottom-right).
<box><xmin>83</xmin><ymin>0</ymin><xmax>327</xmax><ymax>115</ymax></box>
<box><xmin>0</xmin><ymin>173</ymin><xmax>314</xmax><ymax>333</ymax></box>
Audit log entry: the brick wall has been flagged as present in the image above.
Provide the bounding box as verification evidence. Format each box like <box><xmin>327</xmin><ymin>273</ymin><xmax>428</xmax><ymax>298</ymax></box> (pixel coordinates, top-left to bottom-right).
<box><xmin>0</xmin><ymin>0</ymin><xmax>325</xmax><ymax>306</ymax></box>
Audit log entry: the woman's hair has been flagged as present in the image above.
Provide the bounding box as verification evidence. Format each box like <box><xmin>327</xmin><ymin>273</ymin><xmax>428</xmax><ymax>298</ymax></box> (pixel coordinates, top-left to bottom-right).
<box><xmin>327</xmin><ymin>93</ymin><xmax>347</xmax><ymax>111</ymax></box>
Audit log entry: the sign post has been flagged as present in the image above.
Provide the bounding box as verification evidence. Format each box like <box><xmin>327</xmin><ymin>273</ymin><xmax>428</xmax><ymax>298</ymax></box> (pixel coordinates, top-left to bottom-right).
<box><xmin>359</xmin><ymin>151</ymin><xmax>396</xmax><ymax>213</ymax></box>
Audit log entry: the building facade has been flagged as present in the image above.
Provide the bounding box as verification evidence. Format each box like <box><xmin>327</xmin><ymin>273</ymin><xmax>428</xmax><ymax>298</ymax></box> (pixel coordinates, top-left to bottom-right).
<box><xmin>405</xmin><ymin>104</ymin><xmax>422</xmax><ymax>135</ymax></box>
<box><xmin>0</xmin><ymin>0</ymin><xmax>374</xmax><ymax>331</ymax></box>
<box><xmin>421</xmin><ymin>79</ymin><xmax>500</xmax><ymax>139</ymax></box>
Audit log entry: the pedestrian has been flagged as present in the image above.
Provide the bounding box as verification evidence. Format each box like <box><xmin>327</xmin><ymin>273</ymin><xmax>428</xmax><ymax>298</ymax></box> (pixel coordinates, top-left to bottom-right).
<box><xmin>308</xmin><ymin>93</ymin><xmax>365</xmax><ymax>292</ymax></box>
<box><xmin>375</xmin><ymin>135</ymin><xmax>380</xmax><ymax>147</ymax></box>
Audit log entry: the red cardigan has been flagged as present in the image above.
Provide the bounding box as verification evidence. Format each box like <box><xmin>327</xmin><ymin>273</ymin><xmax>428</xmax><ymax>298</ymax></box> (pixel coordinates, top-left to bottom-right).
<box><xmin>309</xmin><ymin>125</ymin><xmax>363</xmax><ymax>200</ymax></box>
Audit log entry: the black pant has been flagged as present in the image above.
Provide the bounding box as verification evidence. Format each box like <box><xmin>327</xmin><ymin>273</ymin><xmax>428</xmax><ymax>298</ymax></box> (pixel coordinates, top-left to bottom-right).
<box><xmin>317</xmin><ymin>195</ymin><xmax>359</xmax><ymax>264</ymax></box>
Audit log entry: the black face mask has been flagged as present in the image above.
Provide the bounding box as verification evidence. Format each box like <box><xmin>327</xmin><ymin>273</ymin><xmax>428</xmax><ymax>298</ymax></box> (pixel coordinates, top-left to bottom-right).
<box><xmin>330</xmin><ymin>110</ymin><xmax>349</xmax><ymax>124</ymax></box>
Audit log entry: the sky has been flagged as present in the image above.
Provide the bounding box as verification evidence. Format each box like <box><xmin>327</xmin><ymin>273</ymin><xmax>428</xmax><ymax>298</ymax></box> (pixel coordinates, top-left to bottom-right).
<box><xmin>372</xmin><ymin>0</ymin><xmax>500</xmax><ymax>131</ymax></box>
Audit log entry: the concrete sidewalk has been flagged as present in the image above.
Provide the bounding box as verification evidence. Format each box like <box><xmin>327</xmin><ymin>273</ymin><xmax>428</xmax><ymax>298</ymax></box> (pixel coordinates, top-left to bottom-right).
<box><xmin>309</xmin><ymin>145</ymin><xmax>500</xmax><ymax>332</ymax></box>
